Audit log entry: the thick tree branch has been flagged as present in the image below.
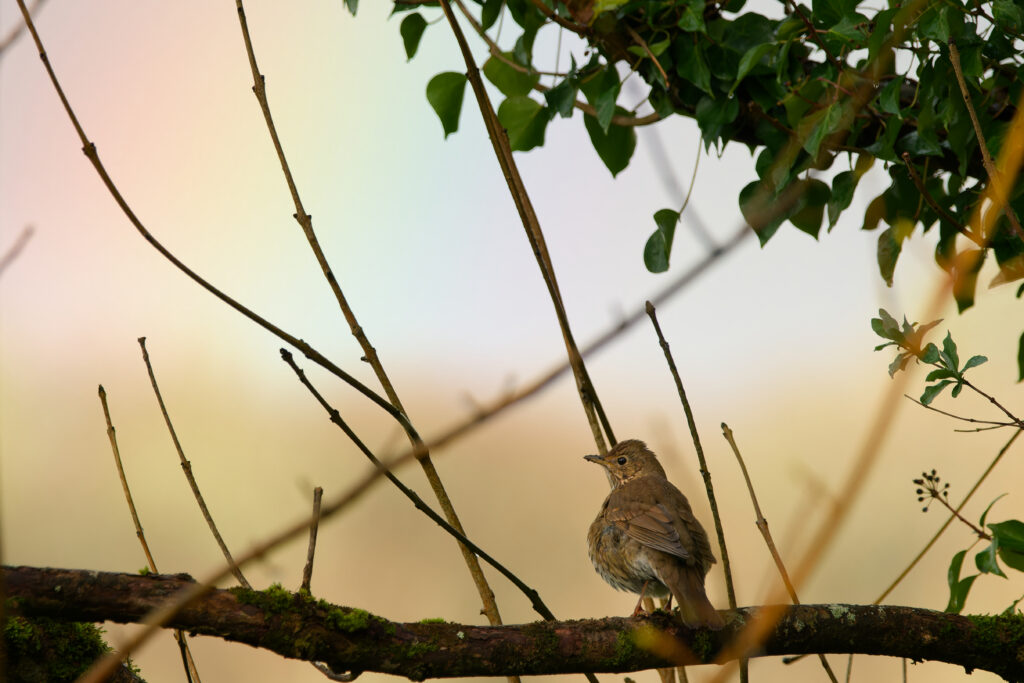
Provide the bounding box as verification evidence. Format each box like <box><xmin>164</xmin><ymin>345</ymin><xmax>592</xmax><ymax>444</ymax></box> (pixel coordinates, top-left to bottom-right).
<box><xmin>5</xmin><ymin>566</ymin><xmax>1023</xmax><ymax>680</ymax></box>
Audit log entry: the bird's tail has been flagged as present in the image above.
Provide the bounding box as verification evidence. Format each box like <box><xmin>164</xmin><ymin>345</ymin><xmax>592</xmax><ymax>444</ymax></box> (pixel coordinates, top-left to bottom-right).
<box><xmin>670</xmin><ymin>568</ymin><xmax>725</xmax><ymax>630</ymax></box>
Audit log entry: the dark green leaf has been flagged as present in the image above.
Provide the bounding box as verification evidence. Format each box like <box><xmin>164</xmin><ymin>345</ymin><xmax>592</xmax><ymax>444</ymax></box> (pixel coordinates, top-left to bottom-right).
<box><xmin>961</xmin><ymin>355</ymin><xmax>988</xmax><ymax>372</ymax></box>
<box><xmin>483</xmin><ymin>53</ymin><xmax>539</xmax><ymax>97</ymax></box>
<box><xmin>677</xmin><ymin>0</ymin><xmax>707</xmax><ymax>32</ymax></box>
<box><xmin>878</xmin><ymin>77</ymin><xmax>903</xmax><ymax>115</ymax></box>
<box><xmin>828</xmin><ymin>14</ymin><xmax>868</xmax><ymax>41</ymax></box>
<box><xmin>877</xmin><ymin>226</ymin><xmax>902</xmax><ymax>287</ymax></box>
<box><xmin>344</xmin><ymin>0</ymin><xmax>359</xmax><ymax>15</ymax></box>
<box><xmin>921</xmin><ymin>379</ymin><xmax>953</xmax><ymax>404</ymax></box>
<box><xmin>739</xmin><ymin>180</ymin><xmax>792</xmax><ymax>245</ymax></box>
<box><xmin>496</xmin><ymin>96</ymin><xmax>549</xmax><ymax>151</ymax></box>
<box><xmin>695</xmin><ymin>95</ymin><xmax>740</xmax><ymax>147</ymax></box>
<box><xmin>976</xmin><ymin>543</ymin><xmax>1007</xmax><ymax>578</ymax></box>
<box><xmin>426</xmin><ymin>72</ymin><xmax>468</xmax><ymax>138</ymax></box>
<box><xmin>979</xmin><ymin>494</ymin><xmax>1007</xmax><ymax>528</ymax></box>
<box><xmin>952</xmin><ymin>249</ymin><xmax>986</xmax><ymax>312</ymax></box>
<box><xmin>644</xmin><ymin>209</ymin><xmax>680</xmax><ymax>273</ymax></box>
<box><xmin>544</xmin><ymin>77</ymin><xmax>578</xmax><ymax>118</ymax></box>
<box><xmin>993</xmin><ymin>0</ymin><xmax>1024</xmax><ymax>31</ymax></box>
<box><xmin>946</xmin><ymin>549</ymin><xmax>978</xmax><ymax>613</ymax></box>
<box><xmin>999</xmin><ymin>547</ymin><xmax>1024</xmax><ymax>572</ymax></box>
<box><xmin>673</xmin><ymin>38</ymin><xmax>712</xmax><ymax>95</ymax></box>
<box><xmin>481</xmin><ymin>0</ymin><xmax>503</xmax><ymax>30</ymax></box>
<box><xmin>990</xmin><ymin>520</ymin><xmax>1024</xmax><ymax>553</ymax></box>
<box><xmin>789</xmin><ymin>178</ymin><xmax>831</xmax><ymax>238</ymax></box>
<box><xmin>583</xmin><ymin>110</ymin><xmax>636</xmax><ymax>177</ymax></box>
<box><xmin>941</xmin><ymin>331</ymin><xmax>960</xmax><ymax>372</ymax></box>
<box><xmin>921</xmin><ymin>342</ymin><xmax>940</xmax><ymax>363</ymax></box>
<box><xmin>828</xmin><ymin>171</ymin><xmax>859</xmax><ymax>229</ymax></box>
<box><xmin>925</xmin><ymin>368</ymin><xmax>957</xmax><ymax>381</ymax></box>
<box><xmin>731</xmin><ymin>43</ymin><xmax>774</xmax><ymax>96</ymax></box>
<box><xmin>801</xmin><ymin>103</ymin><xmax>844</xmax><ymax>160</ymax></box>
<box><xmin>400</xmin><ymin>13</ymin><xmax>428</xmax><ymax>61</ymax></box>
<box><xmin>580</xmin><ymin>67</ymin><xmax>621</xmax><ymax>134</ymax></box>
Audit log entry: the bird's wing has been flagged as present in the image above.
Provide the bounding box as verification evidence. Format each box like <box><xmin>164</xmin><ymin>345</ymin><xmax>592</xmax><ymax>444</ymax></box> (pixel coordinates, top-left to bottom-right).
<box><xmin>606</xmin><ymin>502</ymin><xmax>692</xmax><ymax>561</ymax></box>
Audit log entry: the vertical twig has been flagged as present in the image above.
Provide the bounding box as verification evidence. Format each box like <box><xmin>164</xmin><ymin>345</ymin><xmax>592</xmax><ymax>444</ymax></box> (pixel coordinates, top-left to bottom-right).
<box><xmin>98</xmin><ymin>385</ymin><xmax>202</xmax><ymax>683</ymax></box>
<box><xmin>948</xmin><ymin>40</ymin><xmax>1024</xmax><ymax>242</ymax></box>
<box><xmin>138</xmin><ymin>337</ymin><xmax>250</xmax><ymax>589</ymax></box>
<box><xmin>233</xmin><ymin>0</ymin><xmax>511</xmax><ymax>635</ymax></box>
<box><xmin>722</xmin><ymin>423</ymin><xmax>839</xmax><ymax>683</ymax></box>
<box><xmin>644</xmin><ymin>302</ymin><xmax>745</xmax><ymax>683</ymax></box>
<box><xmin>301</xmin><ymin>487</ymin><xmax>324</xmax><ymax>593</ymax></box>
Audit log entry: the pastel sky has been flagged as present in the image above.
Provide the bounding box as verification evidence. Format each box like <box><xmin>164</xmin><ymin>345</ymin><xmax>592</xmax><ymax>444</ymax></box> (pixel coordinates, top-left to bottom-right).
<box><xmin>1</xmin><ymin>2</ymin><xmax>1021</xmax><ymax>682</ymax></box>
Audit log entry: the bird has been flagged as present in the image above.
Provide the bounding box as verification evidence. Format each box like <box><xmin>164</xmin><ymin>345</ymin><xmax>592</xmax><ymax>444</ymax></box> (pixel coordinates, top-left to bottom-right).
<box><xmin>585</xmin><ymin>439</ymin><xmax>724</xmax><ymax>629</ymax></box>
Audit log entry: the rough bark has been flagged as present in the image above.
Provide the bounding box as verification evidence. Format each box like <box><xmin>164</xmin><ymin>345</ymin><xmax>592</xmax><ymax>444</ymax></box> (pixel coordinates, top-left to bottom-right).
<box><xmin>4</xmin><ymin>566</ymin><xmax>1023</xmax><ymax>680</ymax></box>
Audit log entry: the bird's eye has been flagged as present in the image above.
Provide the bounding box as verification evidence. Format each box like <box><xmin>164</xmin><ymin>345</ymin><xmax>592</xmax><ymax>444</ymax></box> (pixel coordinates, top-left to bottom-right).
<box><xmin>616</xmin><ymin>456</ymin><xmax>627</xmax><ymax>465</ymax></box>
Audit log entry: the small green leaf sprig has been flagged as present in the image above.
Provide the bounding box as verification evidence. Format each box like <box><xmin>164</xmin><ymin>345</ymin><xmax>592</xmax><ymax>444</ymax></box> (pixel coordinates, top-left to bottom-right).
<box><xmin>871</xmin><ymin>308</ymin><xmax>987</xmax><ymax>405</ymax></box>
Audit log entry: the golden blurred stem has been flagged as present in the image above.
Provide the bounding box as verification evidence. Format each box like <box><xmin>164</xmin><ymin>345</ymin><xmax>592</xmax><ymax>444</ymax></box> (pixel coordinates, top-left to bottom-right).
<box><xmin>722</xmin><ymin>423</ymin><xmax>839</xmax><ymax>683</ymax></box>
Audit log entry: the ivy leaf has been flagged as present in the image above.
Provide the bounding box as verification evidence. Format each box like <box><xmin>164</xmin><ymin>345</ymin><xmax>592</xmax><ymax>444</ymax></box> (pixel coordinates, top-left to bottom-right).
<box><xmin>677</xmin><ymin>0</ymin><xmax>707</xmax><ymax>32</ymax></box>
<box><xmin>544</xmin><ymin>78</ymin><xmax>578</xmax><ymax>118</ymax></box>
<box><xmin>975</xmin><ymin>542</ymin><xmax>1007</xmax><ymax>578</ymax></box>
<box><xmin>979</xmin><ymin>494</ymin><xmax>1007</xmax><ymax>527</ymax></box>
<box><xmin>946</xmin><ymin>549</ymin><xmax>978</xmax><ymax>613</ymax></box>
<box><xmin>695</xmin><ymin>95</ymin><xmax>740</xmax><ymax>148</ymax></box>
<box><xmin>481</xmin><ymin>0</ymin><xmax>503</xmax><ymax>30</ymax></box>
<box><xmin>990</xmin><ymin>520</ymin><xmax>1024</xmax><ymax>553</ymax></box>
<box><xmin>644</xmin><ymin>209</ymin><xmax>680</xmax><ymax>273</ymax></box>
<box><xmin>730</xmin><ymin>43</ymin><xmax>774</xmax><ymax>96</ymax></box>
<box><xmin>580</xmin><ymin>67</ymin><xmax>621</xmax><ymax>134</ymax></box>
<box><xmin>877</xmin><ymin>226</ymin><xmax>903</xmax><ymax>287</ymax></box>
<box><xmin>483</xmin><ymin>53</ymin><xmax>539</xmax><ymax>97</ymax></box>
<box><xmin>827</xmin><ymin>156</ymin><xmax>873</xmax><ymax>229</ymax></box>
<box><xmin>801</xmin><ymin>103</ymin><xmax>844</xmax><ymax>160</ymax></box>
<box><xmin>496</xmin><ymin>96</ymin><xmax>549</xmax><ymax>151</ymax></box>
<box><xmin>426</xmin><ymin>72</ymin><xmax>467</xmax><ymax>138</ymax></box>
<box><xmin>400</xmin><ymin>13</ymin><xmax>428</xmax><ymax>61</ymax></box>
<box><xmin>993</xmin><ymin>0</ymin><xmax>1024</xmax><ymax>32</ymax></box>
<box><xmin>583</xmin><ymin>109</ymin><xmax>636</xmax><ymax>176</ymax></box>
<box><xmin>673</xmin><ymin>39</ymin><xmax>712</xmax><ymax>95</ymax></box>
<box><xmin>878</xmin><ymin>77</ymin><xmax>903</xmax><ymax>115</ymax></box>
<box><xmin>789</xmin><ymin>178</ymin><xmax>830</xmax><ymax>238</ymax></box>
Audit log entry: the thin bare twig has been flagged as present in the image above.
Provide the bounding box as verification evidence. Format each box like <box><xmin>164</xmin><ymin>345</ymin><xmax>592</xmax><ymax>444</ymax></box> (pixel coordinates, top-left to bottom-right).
<box><xmin>138</xmin><ymin>337</ymin><xmax>250</xmax><ymax>589</ymax></box>
<box><xmin>438</xmin><ymin>0</ymin><xmax>614</xmax><ymax>453</ymax></box>
<box><xmin>722</xmin><ymin>423</ymin><xmax>840</xmax><ymax>683</ymax></box>
<box><xmin>280</xmin><ymin>349</ymin><xmax>561</xmax><ymax>622</ymax></box>
<box><xmin>301</xmin><ymin>487</ymin><xmax>323</xmax><ymax>593</ymax></box>
<box><xmin>0</xmin><ymin>0</ymin><xmax>45</xmax><ymax>56</ymax></box>
<box><xmin>904</xmin><ymin>394</ymin><xmax>1014</xmax><ymax>428</ymax></box>
<box><xmin>0</xmin><ymin>226</ymin><xmax>34</xmax><ymax>279</ymax></box>
<box><xmin>948</xmin><ymin>40</ymin><xmax>1024</xmax><ymax>242</ymax></box>
<box><xmin>98</xmin><ymin>385</ymin><xmax>202</xmax><ymax>683</ymax></box>
<box><xmin>644</xmin><ymin>302</ymin><xmax>745</xmax><ymax>683</ymax></box>
<box><xmin>234</xmin><ymin>0</ymin><xmax>508</xmax><ymax>633</ymax></box>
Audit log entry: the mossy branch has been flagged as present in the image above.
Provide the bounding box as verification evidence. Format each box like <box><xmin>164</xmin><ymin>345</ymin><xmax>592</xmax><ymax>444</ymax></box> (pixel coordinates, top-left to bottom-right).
<box><xmin>6</xmin><ymin>566</ymin><xmax>1024</xmax><ymax>680</ymax></box>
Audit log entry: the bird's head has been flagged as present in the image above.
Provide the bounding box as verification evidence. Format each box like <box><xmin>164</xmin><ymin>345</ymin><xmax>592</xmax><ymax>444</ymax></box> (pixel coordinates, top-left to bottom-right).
<box><xmin>584</xmin><ymin>439</ymin><xmax>667</xmax><ymax>486</ymax></box>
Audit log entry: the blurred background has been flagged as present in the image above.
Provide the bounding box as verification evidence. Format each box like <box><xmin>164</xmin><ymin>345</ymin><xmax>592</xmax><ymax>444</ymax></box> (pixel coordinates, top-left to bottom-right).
<box><xmin>1</xmin><ymin>1</ymin><xmax>1022</xmax><ymax>681</ymax></box>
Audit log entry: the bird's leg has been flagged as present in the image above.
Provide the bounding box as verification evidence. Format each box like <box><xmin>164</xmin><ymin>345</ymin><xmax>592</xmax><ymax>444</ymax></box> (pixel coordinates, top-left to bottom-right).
<box><xmin>632</xmin><ymin>581</ymin><xmax>650</xmax><ymax>617</ymax></box>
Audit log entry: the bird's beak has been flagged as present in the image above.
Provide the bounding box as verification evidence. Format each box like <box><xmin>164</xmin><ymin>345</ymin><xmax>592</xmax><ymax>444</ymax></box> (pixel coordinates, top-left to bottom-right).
<box><xmin>584</xmin><ymin>454</ymin><xmax>604</xmax><ymax>465</ymax></box>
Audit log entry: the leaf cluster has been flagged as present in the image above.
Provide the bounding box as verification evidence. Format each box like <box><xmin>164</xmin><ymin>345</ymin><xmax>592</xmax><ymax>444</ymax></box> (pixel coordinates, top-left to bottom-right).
<box><xmin>946</xmin><ymin>499</ymin><xmax>1024</xmax><ymax>614</ymax></box>
<box><xmin>871</xmin><ymin>308</ymin><xmax>989</xmax><ymax>403</ymax></box>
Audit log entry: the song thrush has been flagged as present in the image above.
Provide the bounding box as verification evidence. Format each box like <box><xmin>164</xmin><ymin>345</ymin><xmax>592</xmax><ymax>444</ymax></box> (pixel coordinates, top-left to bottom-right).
<box><xmin>586</xmin><ymin>439</ymin><xmax>724</xmax><ymax>629</ymax></box>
